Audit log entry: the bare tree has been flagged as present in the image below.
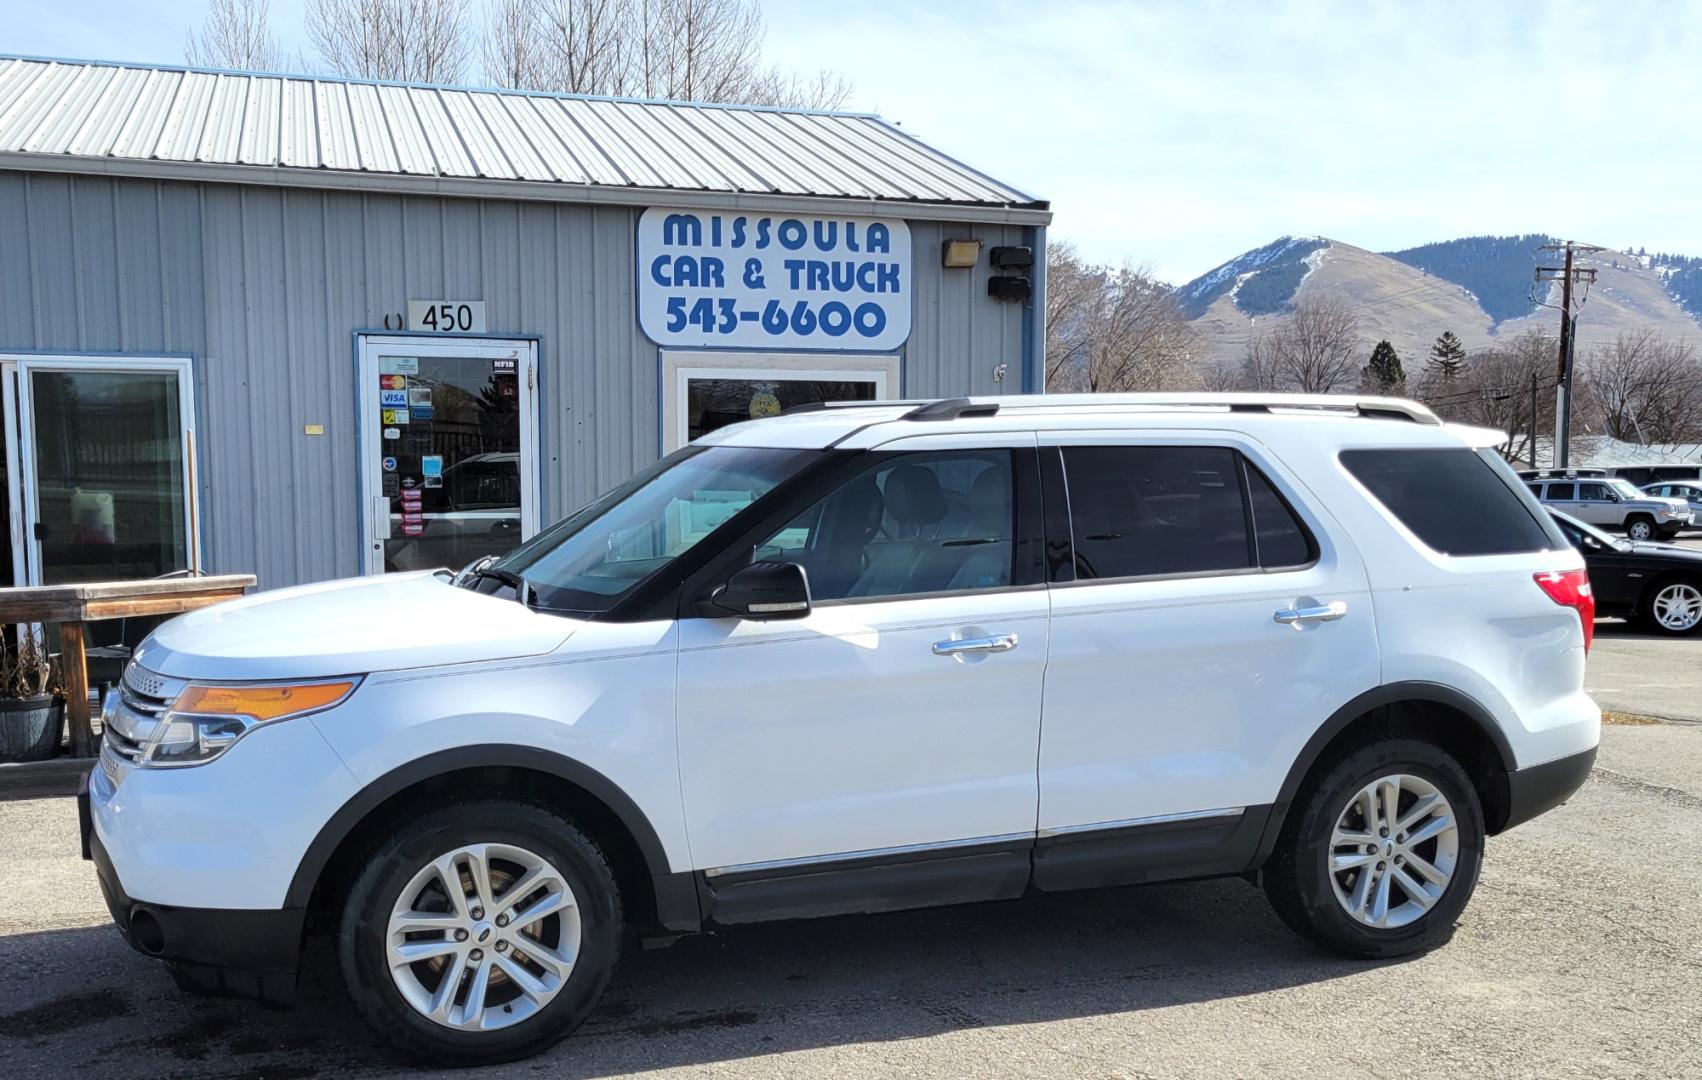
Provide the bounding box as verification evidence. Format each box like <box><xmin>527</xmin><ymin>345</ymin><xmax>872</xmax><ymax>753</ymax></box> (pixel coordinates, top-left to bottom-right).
<box><xmin>185</xmin><ymin>0</ymin><xmax>282</xmax><ymax>70</ymax></box>
<box><xmin>1240</xmin><ymin>298</ymin><xmax>1362</xmax><ymax>393</ymax></box>
<box><xmin>481</xmin><ymin>0</ymin><xmax>849</xmax><ymax>106</ymax></box>
<box><xmin>307</xmin><ymin>0</ymin><xmax>472</xmax><ymax>83</ymax></box>
<box><xmin>1580</xmin><ymin>331</ymin><xmax>1702</xmax><ymax>445</ymax></box>
<box><xmin>1044</xmin><ymin>245</ymin><xmax>1198</xmax><ymax>393</ymax></box>
<box><xmin>1421</xmin><ymin>331</ymin><xmax>1555</xmax><ymax>464</ymax></box>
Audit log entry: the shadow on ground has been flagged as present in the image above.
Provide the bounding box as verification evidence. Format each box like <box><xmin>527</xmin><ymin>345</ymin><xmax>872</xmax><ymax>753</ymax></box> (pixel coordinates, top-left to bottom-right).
<box><xmin>0</xmin><ymin>876</ymin><xmax>1383</xmax><ymax>1079</ymax></box>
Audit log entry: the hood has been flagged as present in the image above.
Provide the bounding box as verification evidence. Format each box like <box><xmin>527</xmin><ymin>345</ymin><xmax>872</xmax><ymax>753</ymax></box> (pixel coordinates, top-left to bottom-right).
<box><xmin>133</xmin><ymin>572</ymin><xmax>582</xmax><ymax>681</ymax></box>
<box><xmin>1625</xmin><ymin>540</ymin><xmax>1702</xmax><ymax>561</ymax></box>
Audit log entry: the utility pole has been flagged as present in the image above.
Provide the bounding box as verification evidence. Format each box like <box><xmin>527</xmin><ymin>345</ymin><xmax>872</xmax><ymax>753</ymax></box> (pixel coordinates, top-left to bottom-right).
<box><xmin>1529</xmin><ymin>371</ymin><xmax>1539</xmax><ymax>468</ymax></box>
<box><xmin>1535</xmin><ymin>241</ymin><xmax>1603</xmax><ymax>467</ymax></box>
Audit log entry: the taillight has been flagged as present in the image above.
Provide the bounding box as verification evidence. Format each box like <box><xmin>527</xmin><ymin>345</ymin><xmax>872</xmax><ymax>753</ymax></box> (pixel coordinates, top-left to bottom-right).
<box><xmin>1534</xmin><ymin>568</ymin><xmax>1595</xmax><ymax>652</ymax></box>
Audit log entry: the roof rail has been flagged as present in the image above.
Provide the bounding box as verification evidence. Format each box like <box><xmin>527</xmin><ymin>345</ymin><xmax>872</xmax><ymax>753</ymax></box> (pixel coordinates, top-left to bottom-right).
<box><xmin>778</xmin><ymin>400</ymin><xmax>933</xmax><ymax>416</ymax></box>
<box><xmin>902</xmin><ymin>398</ymin><xmax>1001</xmax><ymax>421</ymax></box>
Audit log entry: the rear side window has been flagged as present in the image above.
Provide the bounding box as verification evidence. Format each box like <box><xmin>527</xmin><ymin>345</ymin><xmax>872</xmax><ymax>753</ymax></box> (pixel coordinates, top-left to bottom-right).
<box><xmin>1058</xmin><ymin>446</ymin><xmax>1317</xmax><ymax>579</ymax></box>
<box><xmin>1547</xmin><ymin>482</ymin><xmax>1576</xmax><ymax>500</ymax></box>
<box><xmin>1063</xmin><ymin>446</ymin><xmax>1250</xmax><ymax>579</ymax></box>
<box><xmin>1340</xmin><ymin>448</ymin><xmax>1558</xmax><ymax>556</ymax></box>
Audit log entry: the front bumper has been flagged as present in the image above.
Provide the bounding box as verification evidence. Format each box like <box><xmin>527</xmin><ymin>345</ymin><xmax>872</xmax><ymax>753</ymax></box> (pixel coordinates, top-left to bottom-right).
<box><xmin>80</xmin><ymin>770</ymin><xmax>303</xmax><ymax>1001</ymax></box>
<box><xmin>1500</xmin><ymin>745</ymin><xmax>1597</xmax><ymax>833</ymax></box>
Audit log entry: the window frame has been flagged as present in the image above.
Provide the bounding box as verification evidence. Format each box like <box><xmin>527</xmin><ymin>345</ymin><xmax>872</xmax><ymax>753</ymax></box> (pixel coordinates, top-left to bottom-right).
<box><xmin>673</xmin><ymin>441</ymin><xmax>1048</xmax><ymax>617</ymax></box>
<box><xmin>1040</xmin><ymin>439</ymin><xmax>1321</xmax><ymax>589</ymax></box>
<box><xmin>660</xmin><ymin>350</ymin><xmax>901</xmax><ymax>453</ymax></box>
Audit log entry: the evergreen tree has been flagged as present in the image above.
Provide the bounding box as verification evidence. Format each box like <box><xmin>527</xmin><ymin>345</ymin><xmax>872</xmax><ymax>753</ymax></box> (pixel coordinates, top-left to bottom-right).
<box><xmin>1362</xmin><ymin>339</ymin><xmax>1405</xmax><ymax>393</ymax></box>
<box><xmin>1427</xmin><ymin>331</ymin><xmax>1467</xmax><ymax>380</ymax></box>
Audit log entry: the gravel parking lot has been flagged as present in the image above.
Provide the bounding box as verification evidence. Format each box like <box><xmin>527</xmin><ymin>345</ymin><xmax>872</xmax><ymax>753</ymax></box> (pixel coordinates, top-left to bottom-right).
<box><xmin>3</xmin><ymin>697</ymin><xmax>1700</xmax><ymax>1077</ymax></box>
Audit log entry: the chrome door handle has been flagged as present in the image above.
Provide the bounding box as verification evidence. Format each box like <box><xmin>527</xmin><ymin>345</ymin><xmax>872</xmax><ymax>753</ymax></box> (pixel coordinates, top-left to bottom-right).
<box><xmin>932</xmin><ymin>633</ymin><xmax>1019</xmax><ymax>656</ymax></box>
<box><xmin>1273</xmin><ymin>601</ymin><xmax>1348</xmax><ymax>625</ymax></box>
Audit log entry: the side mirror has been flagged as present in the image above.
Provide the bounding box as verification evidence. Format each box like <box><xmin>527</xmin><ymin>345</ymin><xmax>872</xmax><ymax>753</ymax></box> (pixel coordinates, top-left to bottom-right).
<box><xmin>712</xmin><ymin>561</ymin><xmax>812</xmax><ymax>620</ymax></box>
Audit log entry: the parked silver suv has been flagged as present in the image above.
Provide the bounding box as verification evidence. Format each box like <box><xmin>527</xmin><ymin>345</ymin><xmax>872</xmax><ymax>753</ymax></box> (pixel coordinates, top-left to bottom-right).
<box><xmin>1524</xmin><ymin>473</ymin><xmax>1691</xmax><ymax>540</ymax></box>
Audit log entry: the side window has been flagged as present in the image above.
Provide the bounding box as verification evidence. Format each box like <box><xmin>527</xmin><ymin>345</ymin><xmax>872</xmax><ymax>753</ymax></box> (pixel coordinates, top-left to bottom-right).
<box><xmin>1339</xmin><ymin>447</ymin><xmax>1560</xmax><ymax>556</ymax></box>
<box><xmin>1547</xmin><ymin>482</ymin><xmax>1576</xmax><ymax>501</ymax></box>
<box><xmin>1243</xmin><ymin>460</ymin><xmax>1316</xmax><ymax>568</ymax></box>
<box><xmin>1578</xmin><ymin>482</ymin><xmax>1611</xmax><ymax>501</ymax></box>
<box><xmin>1061</xmin><ymin>445</ymin><xmax>1251</xmax><ymax>579</ymax></box>
<box><xmin>753</xmin><ymin>450</ymin><xmax>1017</xmax><ymax>602</ymax></box>
<box><xmin>1527</xmin><ymin>483</ymin><xmax>1544</xmax><ymax>498</ymax></box>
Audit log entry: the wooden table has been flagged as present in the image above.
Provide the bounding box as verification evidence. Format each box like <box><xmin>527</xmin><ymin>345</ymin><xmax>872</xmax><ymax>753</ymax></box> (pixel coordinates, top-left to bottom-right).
<box><xmin>0</xmin><ymin>575</ymin><xmax>257</xmax><ymax>757</ymax></box>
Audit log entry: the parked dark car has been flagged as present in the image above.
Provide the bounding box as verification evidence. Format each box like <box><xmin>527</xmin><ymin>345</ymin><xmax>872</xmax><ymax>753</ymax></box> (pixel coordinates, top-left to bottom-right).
<box><xmin>1548</xmin><ymin>509</ymin><xmax>1702</xmax><ymax>636</ymax></box>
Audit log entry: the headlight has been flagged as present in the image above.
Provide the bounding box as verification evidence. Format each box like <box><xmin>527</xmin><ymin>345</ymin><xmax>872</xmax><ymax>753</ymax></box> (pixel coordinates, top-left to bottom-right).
<box><xmin>139</xmin><ymin>680</ymin><xmax>360</xmax><ymax>768</ymax></box>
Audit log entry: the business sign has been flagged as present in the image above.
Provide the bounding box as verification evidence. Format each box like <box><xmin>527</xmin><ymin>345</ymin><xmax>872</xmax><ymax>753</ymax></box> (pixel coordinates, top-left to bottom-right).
<box><xmin>637</xmin><ymin>208</ymin><xmax>911</xmax><ymax>351</ymax></box>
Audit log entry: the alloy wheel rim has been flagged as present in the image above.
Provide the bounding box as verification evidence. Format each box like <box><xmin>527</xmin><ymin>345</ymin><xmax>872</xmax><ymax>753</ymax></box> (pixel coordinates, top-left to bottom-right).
<box><xmin>1653</xmin><ymin>583</ymin><xmax>1702</xmax><ymax>631</ymax></box>
<box><xmin>385</xmin><ymin>843</ymin><xmax>581</xmax><ymax>1031</ymax></box>
<box><xmin>1328</xmin><ymin>773</ymin><xmax>1458</xmax><ymax>929</ymax></box>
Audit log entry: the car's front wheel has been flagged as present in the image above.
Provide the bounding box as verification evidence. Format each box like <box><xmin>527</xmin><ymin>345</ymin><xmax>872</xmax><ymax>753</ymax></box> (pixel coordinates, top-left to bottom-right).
<box><xmin>1262</xmin><ymin>738</ymin><xmax>1484</xmax><ymax>959</ymax></box>
<box><xmin>337</xmin><ymin>800</ymin><xmax>622</xmax><ymax>1065</ymax></box>
<box><xmin>1625</xmin><ymin>515</ymin><xmax>1656</xmax><ymax>541</ymax></box>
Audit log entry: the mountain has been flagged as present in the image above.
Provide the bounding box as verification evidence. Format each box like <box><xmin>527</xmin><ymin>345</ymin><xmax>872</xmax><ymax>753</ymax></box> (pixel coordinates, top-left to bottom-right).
<box><xmin>1177</xmin><ymin>235</ymin><xmax>1702</xmax><ymax>372</ymax></box>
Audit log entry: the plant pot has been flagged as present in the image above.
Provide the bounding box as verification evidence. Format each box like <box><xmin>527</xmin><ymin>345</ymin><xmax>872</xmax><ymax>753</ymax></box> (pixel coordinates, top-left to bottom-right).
<box><xmin>0</xmin><ymin>695</ymin><xmax>66</xmax><ymax>763</ymax></box>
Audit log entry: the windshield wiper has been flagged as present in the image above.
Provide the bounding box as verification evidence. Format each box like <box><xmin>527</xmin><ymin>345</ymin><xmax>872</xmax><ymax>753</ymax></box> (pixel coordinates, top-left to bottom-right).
<box><xmin>456</xmin><ymin>556</ymin><xmax>534</xmax><ymax>608</ymax></box>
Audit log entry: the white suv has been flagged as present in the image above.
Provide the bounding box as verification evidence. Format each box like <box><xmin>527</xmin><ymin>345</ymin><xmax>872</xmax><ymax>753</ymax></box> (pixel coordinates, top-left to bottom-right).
<box><xmin>82</xmin><ymin>393</ymin><xmax>1600</xmax><ymax>1065</ymax></box>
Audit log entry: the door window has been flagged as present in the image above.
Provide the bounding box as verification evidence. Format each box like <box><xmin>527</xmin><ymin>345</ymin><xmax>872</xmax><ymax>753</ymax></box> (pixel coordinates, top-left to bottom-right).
<box><xmin>1578</xmin><ymin>482</ymin><xmax>1612</xmax><ymax>501</ymax></box>
<box><xmin>1060</xmin><ymin>445</ymin><xmax>1252</xmax><ymax>579</ymax></box>
<box><xmin>753</xmin><ymin>450</ymin><xmax>1018</xmax><ymax>602</ymax></box>
<box><xmin>16</xmin><ymin>363</ymin><xmax>194</xmax><ymax>585</ymax></box>
<box><xmin>1546</xmin><ymin>482</ymin><xmax>1576</xmax><ymax>501</ymax></box>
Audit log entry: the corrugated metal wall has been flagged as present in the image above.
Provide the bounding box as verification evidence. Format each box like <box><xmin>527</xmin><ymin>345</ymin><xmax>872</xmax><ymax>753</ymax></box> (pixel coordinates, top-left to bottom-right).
<box><xmin>0</xmin><ymin>170</ymin><xmax>1031</xmax><ymax>588</ymax></box>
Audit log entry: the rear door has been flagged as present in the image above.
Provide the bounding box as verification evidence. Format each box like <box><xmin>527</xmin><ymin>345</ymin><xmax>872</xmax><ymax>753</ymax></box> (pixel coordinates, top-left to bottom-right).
<box><xmin>1544</xmin><ymin>481</ymin><xmax>1580</xmax><ymax>519</ymax></box>
<box><xmin>1033</xmin><ymin>433</ymin><xmax>1379</xmax><ymax>890</ymax></box>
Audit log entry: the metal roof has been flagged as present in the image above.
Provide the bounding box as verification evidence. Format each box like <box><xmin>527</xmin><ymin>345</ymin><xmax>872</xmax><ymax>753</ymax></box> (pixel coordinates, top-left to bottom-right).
<box><xmin>0</xmin><ymin>55</ymin><xmax>1046</xmax><ymax>219</ymax></box>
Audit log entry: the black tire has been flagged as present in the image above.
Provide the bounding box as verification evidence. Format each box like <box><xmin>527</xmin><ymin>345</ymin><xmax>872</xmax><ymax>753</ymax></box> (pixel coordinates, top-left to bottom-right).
<box><xmin>1262</xmin><ymin>738</ymin><xmax>1484</xmax><ymax>959</ymax></box>
<box><xmin>1624</xmin><ymin>514</ymin><xmax>1656</xmax><ymax>541</ymax></box>
<box><xmin>337</xmin><ymin>800</ymin><xmax>622</xmax><ymax>1066</ymax></box>
<box><xmin>1639</xmin><ymin>576</ymin><xmax>1702</xmax><ymax>637</ymax></box>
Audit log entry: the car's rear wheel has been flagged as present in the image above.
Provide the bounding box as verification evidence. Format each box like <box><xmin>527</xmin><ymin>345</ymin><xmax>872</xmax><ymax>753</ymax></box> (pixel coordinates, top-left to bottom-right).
<box><xmin>1262</xmin><ymin>738</ymin><xmax>1483</xmax><ymax>959</ymax></box>
<box><xmin>1625</xmin><ymin>515</ymin><xmax>1656</xmax><ymax>541</ymax></box>
<box><xmin>337</xmin><ymin>800</ymin><xmax>621</xmax><ymax>1065</ymax></box>
<box><xmin>1642</xmin><ymin>579</ymin><xmax>1702</xmax><ymax>636</ymax></box>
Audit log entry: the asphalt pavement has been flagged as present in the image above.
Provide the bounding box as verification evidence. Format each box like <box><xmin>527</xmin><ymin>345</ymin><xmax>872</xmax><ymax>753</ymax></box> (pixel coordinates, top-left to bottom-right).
<box><xmin>2</xmin><ymin>714</ymin><xmax>1700</xmax><ymax>1079</ymax></box>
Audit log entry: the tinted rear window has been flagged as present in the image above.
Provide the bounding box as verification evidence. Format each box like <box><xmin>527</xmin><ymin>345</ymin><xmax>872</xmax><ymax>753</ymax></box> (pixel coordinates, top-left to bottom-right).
<box><xmin>1340</xmin><ymin>448</ymin><xmax>1559</xmax><ymax>556</ymax></box>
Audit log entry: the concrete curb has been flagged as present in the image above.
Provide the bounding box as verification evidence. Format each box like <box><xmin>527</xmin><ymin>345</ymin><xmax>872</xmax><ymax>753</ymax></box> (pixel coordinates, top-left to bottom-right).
<box><xmin>0</xmin><ymin>756</ymin><xmax>90</xmax><ymax>801</ymax></box>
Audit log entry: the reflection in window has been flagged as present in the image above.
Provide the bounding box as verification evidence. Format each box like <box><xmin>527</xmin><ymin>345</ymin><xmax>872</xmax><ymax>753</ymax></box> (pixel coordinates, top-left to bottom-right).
<box><xmin>755</xmin><ymin>451</ymin><xmax>1015</xmax><ymax>602</ymax></box>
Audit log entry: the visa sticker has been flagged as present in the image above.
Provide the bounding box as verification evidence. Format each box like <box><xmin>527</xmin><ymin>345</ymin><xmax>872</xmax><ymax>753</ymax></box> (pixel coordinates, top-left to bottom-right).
<box><xmin>380</xmin><ymin>389</ymin><xmax>408</xmax><ymax>407</ymax></box>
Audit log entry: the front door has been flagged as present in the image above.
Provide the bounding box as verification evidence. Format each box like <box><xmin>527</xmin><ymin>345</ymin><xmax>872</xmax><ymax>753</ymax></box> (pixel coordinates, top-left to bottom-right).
<box><xmin>4</xmin><ymin>356</ymin><xmax>198</xmax><ymax>586</ymax></box>
<box><xmin>676</xmin><ymin>437</ymin><xmax>1049</xmax><ymax>880</ymax></box>
<box><xmin>357</xmin><ymin>337</ymin><xmax>539</xmax><ymax>575</ymax></box>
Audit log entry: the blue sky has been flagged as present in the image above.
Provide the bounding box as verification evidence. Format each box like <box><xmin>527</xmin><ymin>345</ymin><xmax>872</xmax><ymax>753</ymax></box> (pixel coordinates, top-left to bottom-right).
<box><xmin>11</xmin><ymin>1</ymin><xmax>1701</xmax><ymax>282</ymax></box>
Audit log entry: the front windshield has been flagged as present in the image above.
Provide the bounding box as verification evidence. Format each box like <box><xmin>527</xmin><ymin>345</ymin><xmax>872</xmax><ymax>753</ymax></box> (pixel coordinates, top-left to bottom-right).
<box><xmin>493</xmin><ymin>445</ymin><xmax>819</xmax><ymax>614</ymax></box>
<box><xmin>1608</xmin><ymin>478</ymin><xmax>1646</xmax><ymax>500</ymax></box>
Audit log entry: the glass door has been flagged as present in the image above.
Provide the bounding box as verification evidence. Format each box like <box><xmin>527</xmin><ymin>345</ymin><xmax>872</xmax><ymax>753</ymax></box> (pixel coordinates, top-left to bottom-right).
<box><xmin>357</xmin><ymin>337</ymin><xmax>539</xmax><ymax>575</ymax></box>
<box><xmin>9</xmin><ymin>357</ymin><xmax>198</xmax><ymax>586</ymax></box>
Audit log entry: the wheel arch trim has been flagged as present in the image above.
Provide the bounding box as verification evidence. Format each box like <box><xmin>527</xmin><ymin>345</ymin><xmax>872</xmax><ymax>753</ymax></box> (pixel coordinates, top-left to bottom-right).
<box><xmin>283</xmin><ymin>745</ymin><xmax>676</xmax><ymax>911</ymax></box>
<box><xmin>1250</xmin><ymin>682</ymin><xmax>1515</xmax><ymax>869</ymax></box>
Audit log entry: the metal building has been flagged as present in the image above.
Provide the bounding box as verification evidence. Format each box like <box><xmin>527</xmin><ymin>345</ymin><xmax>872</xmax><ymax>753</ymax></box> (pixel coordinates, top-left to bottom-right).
<box><xmin>0</xmin><ymin>56</ymin><xmax>1049</xmax><ymax>590</ymax></box>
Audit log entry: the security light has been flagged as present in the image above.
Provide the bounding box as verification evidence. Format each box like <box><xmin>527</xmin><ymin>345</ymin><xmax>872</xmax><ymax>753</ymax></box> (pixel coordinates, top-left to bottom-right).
<box><xmin>941</xmin><ymin>239</ymin><xmax>982</xmax><ymax>268</ymax></box>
